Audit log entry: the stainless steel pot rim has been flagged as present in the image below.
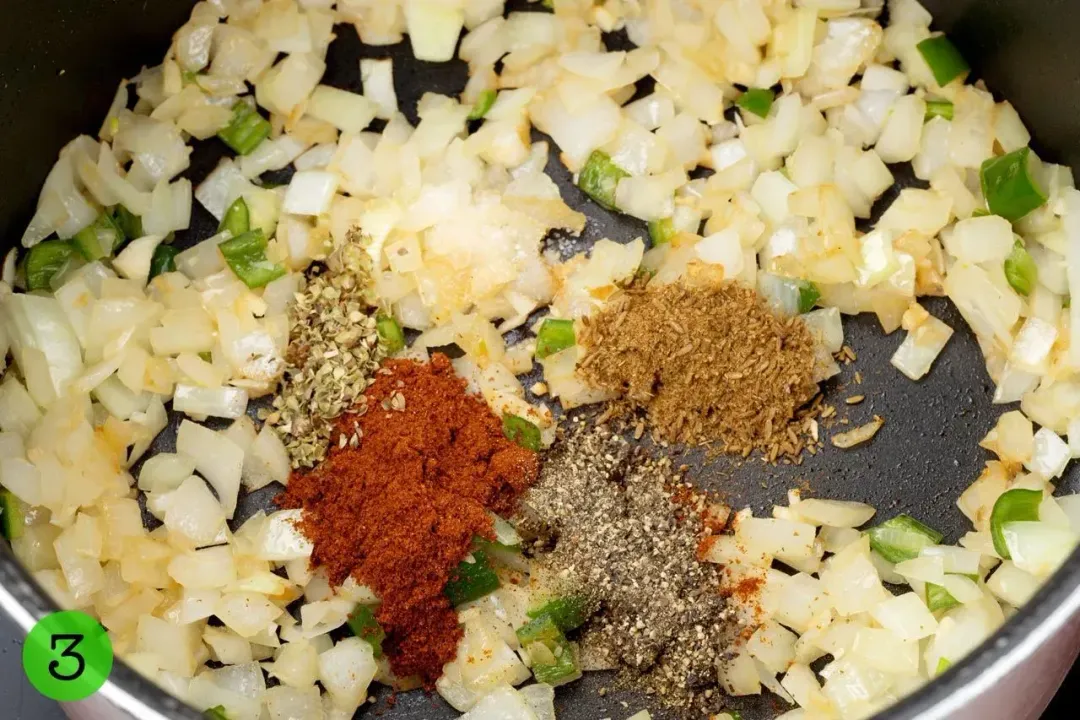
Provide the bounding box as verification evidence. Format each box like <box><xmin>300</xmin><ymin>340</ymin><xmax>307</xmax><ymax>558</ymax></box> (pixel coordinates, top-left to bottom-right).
<box><xmin>2</xmin><ymin>540</ymin><xmax>1079</xmax><ymax>719</ymax></box>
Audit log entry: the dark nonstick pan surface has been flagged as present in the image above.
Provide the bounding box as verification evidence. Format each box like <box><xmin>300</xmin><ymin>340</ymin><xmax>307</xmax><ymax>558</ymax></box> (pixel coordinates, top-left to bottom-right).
<box><xmin>1</xmin><ymin>1</ymin><xmax>1080</xmax><ymax>719</ymax></box>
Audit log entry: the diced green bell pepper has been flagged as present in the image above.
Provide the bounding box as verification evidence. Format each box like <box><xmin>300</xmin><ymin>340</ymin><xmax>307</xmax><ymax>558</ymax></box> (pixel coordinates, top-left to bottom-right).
<box><xmin>218</xmin><ymin>101</ymin><xmax>272</xmax><ymax>156</ymax></box>
<box><xmin>503</xmin><ymin>414</ymin><xmax>542</xmax><ymax>452</ymax></box>
<box><xmin>527</xmin><ymin>595</ymin><xmax>593</xmax><ymax>633</ymax></box>
<box><xmin>980</xmin><ymin>147</ymin><xmax>1048</xmax><ymax>223</ymax></box>
<box><xmin>376</xmin><ymin>314</ymin><xmax>406</xmax><ymax>354</ymax></box>
<box><xmin>149</xmin><ymin>244</ymin><xmax>180</xmax><ymax>281</ymax></box>
<box><xmin>1</xmin><ymin>489</ymin><xmax>26</xmax><ymax>541</ymax></box>
<box><xmin>867</xmin><ymin>514</ymin><xmax>944</xmax><ymax>564</ymax></box>
<box><xmin>219</xmin><ymin>197</ymin><xmax>251</xmax><ymax>238</ymax></box>
<box><xmin>468</xmin><ymin>90</ymin><xmax>497</xmax><ymax>120</ymax></box>
<box><xmin>926</xmin><ymin>582</ymin><xmax>960</xmax><ymax>613</ymax></box>
<box><xmin>1003</xmin><ymin>239</ymin><xmax>1037</xmax><ymax>297</ymax></box>
<box><xmin>736</xmin><ymin>88</ymin><xmax>775</xmax><ymax>118</ymax></box>
<box><xmin>535</xmin><ymin>318</ymin><xmax>575</xmax><ymax>360</ymax></box>
<box><xmin>445</xmin><ymin>548</ymin><xmax>500</xmax><ymax>606</ymax></box>
<box><xmin>218</xmin><ymin>230</ymin><xmax>286</xmax><ymax>289</ymax></box>
<box><xmin>25</xmin><ymin>239</ymin><xmax>76</xmax><ymax>291</ymax></box>
<box><xmin>990</xmin><ymin>488</ymin><xmax>1043</xmax><ymax>559</ymax></box>
<box><xmin>648</xmin><ymin>218</ymin><xmax>676</xmax><ymax>246</ymax></box>
<box><xmin>577</xmin><ymin>150</ymin><xmax>628</xmax><ymax>211</ymax></box>
<box><xmin>73</xmin><ymin>212</ymin><xmax>124</xmax><ymax>261</ymax></box>
<box><xmin>346</xmin><ymin>604</ymin><xmax>385</xmax><ymax>658</ymax></box>
<box><xmin>516</xmin><ymin>614</ymin><xmax>581</xmax><ymax>686</ymax></box>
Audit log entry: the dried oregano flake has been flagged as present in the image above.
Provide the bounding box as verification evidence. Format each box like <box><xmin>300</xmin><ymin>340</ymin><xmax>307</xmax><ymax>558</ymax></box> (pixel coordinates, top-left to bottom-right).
<box><xmin>267</xmin><ymin>230</ymin><xmax>385</xmax><ymax>468</ymax></box>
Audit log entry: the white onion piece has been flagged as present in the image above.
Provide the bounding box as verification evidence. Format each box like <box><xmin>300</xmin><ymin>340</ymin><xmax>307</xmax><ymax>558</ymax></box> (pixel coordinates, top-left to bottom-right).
<box><xmin>871</xmin><ymin>592</ymin><xmax>938</xmax><ymax>640</ymax></box>
<box><xmin>360</xmin><ymin>58</ymin><xmax>398</xmax><ymax>119</ymax></box>
<box><xmin>176</xmin><ymin>420</ymin><xmax>244</xmax><ymax>519</ymax></box>
<box><xmin>283</xmin><ymin>170</ymin><xmax>339</xmax><ymax>216</ymax></box>
<box><xmin>114</xmin><ymin>235</ymin><xmax>166</xmax><ymax>287</ymax></box>
<box><xmin>2</xmin><ymin>294</ymin><xmax>84</xmax><ymax>404</ymax></box>
<box><xmin>986</xmin><ymin>560</ymin><xmax>1041</xmax><ymax>606</ymax></box>
<box><xmin>256</xmin><ymin>509</ymin><xmax>313</xmax><ymax>562</ymax></box>
<box><xmin>173</xmin><ymin>384</ymin><xmax>249</xmax><ymax>420</ymax></box>
<box><xmin>1024</xmin><ymin>428</ymin><xmax>1071</xmax><ymax>479</ymax></box>
<box><xmin>318</xmin><ymin>637</ymin><xmax>378</xmax><ymax>710</ymax></box>
<box><xmin>163</xmin><ymin>475</ymin><xmax>226</xmax><ymax>546</ymax></box>
<box><xmin>1009</xmin><ymin>317</ymin><xmax>1058</xmax><ymax>374</ymax></box>
<box><xmin>891</xmin><ymin>315</ymin><xmax>953</xmax><ymax>381</ymax></box>
<box><xmin>306</xmin><ymin>85</ymin><xmax>378</xmax><ymax>134</ymax></box>
<box><xmin>944</xmin><ymin>215</ymin><xmax>1014</xmax><ymax>264</ymax></box>
<box><xmin>138</xmin><ymin>453</ymin><xmax>196</xmax><ymax>493</ymax></box>
<box><xmin>792</xmin><ymin>499</ymin><xmax>875</xmax><ymax>528</ymax></box>
<box><xmin>243</xmin><ymin>425</ymin><xmax>291</xmax><ymax>490</ymax></box>
<box><xmin>1002</xmin><ymin>521</ymin><xmax>1078</xmax><ymax>577</ymax></box>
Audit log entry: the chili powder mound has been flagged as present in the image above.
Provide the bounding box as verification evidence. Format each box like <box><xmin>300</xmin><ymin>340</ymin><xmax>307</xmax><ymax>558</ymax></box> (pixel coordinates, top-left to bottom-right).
<box><xmin>277</xmin><ymin>354</ymin><xmax>539</xmax><ymax>684</ymax></box>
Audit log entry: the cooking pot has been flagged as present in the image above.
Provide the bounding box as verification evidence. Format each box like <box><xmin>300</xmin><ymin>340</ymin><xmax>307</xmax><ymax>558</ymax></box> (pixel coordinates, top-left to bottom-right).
<box><xmin>0</xmin><ymin>1</ymin><xmax>1078</xmax><ymax>719</ymax></box>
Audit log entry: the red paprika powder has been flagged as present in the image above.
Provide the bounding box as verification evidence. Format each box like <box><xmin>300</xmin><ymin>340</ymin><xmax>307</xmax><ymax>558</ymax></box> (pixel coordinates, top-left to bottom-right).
<box><xmin>277</xmin><ymin>354</ymin><xmax>539</xmax><ymax>684</ymax></box>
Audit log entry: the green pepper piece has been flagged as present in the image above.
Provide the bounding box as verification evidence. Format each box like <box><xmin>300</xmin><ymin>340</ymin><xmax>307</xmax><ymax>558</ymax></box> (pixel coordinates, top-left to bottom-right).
<box><xmin>531</xmin><ymin>635</ymin><xmax>580</xmax><ymax>686</ymax></box>
<box><xmin>577</xmin><ymin>150</ymin><xmax>629</xmax><ymax>211</ymax></box>
<box><xmin>866</xmin><ymin>514</ymin><xmax>944</xmax><ymax>564</ymax></box>
<box><xmin>218</xmin><ymin>101</ymin><xmax>272</xmax><ymax>156</ymax></box>
<box><xmin>346</xmin><ymin>604</ymin><xmax>385</xmax><ymax>658</ymax></box>
<box><xmin>203</xmin><ymin>707</ymin><xmax>229</xmax><ymax>720</ymax></box>
<box><xmin>980</xmin><ymin>147</ymin><xmax>1048</xmax><ymax>222</ymax></box>
<box><xmin>218</xmin><ymin>230</ymin><xmax>286</xmax><ymax>289</ymax></box>
<box><xmin>935</xmin><ymin>657</ymin><xmax>952</xmax><ymax>676</ymax></box>
<box><xmin>795</xmin><ymin>279</ymin><xmax>821</xmax><ymax>314</ymax></box>
<box><xmin>502</xmin><ymin>414</ymin><xmax>541</xmax><ymax>452</ymax></box>
<box><xmin>535</xmin><ymin>318</ymin><xmax>575</xmax><ymax>360</ymax></box>
<box><xmin>1004</xmin><ymin>240</ymin><xmax>1038</xmax><ymax>297</ymax></box>
<box><xmin>736</xmin><ymin>88</ymin><xmax>775</xmax><ymax>118</ymax></box>
<box><xmin>72</xmin><ymin>213</ymin><xmax>124</xmax><ymax>261</ymax></box>
<box><xmin>1</xmin><ymin>489</ymin><xmax>26</xmax><ymax>541</ymax></box>
<box><xmin>445</xmin><ymin>548</ymin><xmax>500</xmax><ymax>606</ymax></box>
<box><xmin>25</xmin><ymin>239</ymin><xmax>76</xmax><ymax>291</ymax></box>
<box><xmin>219</xmin><ymin>197</ymin><xmax>251</xmax><ymax>237</ymax></box>
<box><xmin>990</xmin><ymin>488</ymin><xmax>1043</xmax><ymax>559</ymax></box>
<box><xmin>916</xmin><ymin>35</ymin><xmax>970</xmax><ymax>86</ymax></box>
<box><xmin>376</xmin><ymin>314</ymin><xmax>406</xmax><ymax>354</ymax></box>
<box><xmin>516</xmin><ymin>614</ymin><xmax>563</xmax><ymax>647</ymax></box>
<box><xmin>468</xmin><ymin>90</ymin><xmax>497</xmax><ymax>120</ymax></box>
<box><xmin>149</xmin><ymin>244</ymin><xmax>180</xmax><ymax>281</ymax></box>
<box><xmin>926</xmin><ymin>582</ymin><xmax>961</xmax><ymax>613</ymax></box>
<box><xmin>527</xmin><ymin>595</ymin><xmax>592</xmax><ymax>633</ymax></box>
<box><xmin>516</xmin><ymin>615</ymin><xmax>581</xmax><ymax>686</ymax></box>
<box><xmin>112</xmin><ymin>205</ymin><xmax>144</xmax><ymax>242</ymax></box>
<box><xmin>925</xmin><ymin>99</ymin><xmax>954</xmax><ymax>122</ymax></box>
<box><xmin>648</xmin><ymin>218</ymin><xmax>676</xmax><ymax>246</ymax></box>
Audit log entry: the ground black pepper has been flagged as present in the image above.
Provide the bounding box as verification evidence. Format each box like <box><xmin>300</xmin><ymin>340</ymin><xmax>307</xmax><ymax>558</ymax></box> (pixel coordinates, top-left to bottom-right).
<box><xmin>515</xmin><ymin>419</ymin><xmax>749</xmax><ymax>714</ymax></box>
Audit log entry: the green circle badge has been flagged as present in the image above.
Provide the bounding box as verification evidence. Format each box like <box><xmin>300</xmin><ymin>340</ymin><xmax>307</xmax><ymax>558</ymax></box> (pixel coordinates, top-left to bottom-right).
<box><xmin>23</xmin><ymin>611</ymin><xmax>113</xmax><ymax>701</ymax></box>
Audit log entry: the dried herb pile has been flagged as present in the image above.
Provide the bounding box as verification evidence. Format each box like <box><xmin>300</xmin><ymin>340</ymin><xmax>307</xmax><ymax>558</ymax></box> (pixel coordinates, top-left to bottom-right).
<box><xmin>265</xmin><ymin>232</ymin><xmax>384</xmax><ymax>468</ymax></box>
<box><xmin>578</xmin><ymin>280</ymin><xmax>820</xmax><ymax>458</ymax></box>
<box><xmin>515</xmin><ymin>420</ymin><xmax>743</xmax><ymax>714</ymax></box>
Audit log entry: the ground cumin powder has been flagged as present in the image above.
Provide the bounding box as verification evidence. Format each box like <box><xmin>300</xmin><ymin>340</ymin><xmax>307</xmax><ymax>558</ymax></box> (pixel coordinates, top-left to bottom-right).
<box><xmin>277</xmin><ymin>354</ymin><xmax>539</xmax><ymax>683</ymax></box>
<box><xmin>578</xmin><ymin>280</ymin><xmax>819</xmax><ymax>458</ymax></box>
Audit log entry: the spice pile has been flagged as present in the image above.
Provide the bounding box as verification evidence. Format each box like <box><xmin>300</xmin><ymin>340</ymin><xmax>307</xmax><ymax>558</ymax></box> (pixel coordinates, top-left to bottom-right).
<box><xmin>515</xmin><ymin>420</ymin><xmax>744</xmax><ymax>714</ymax></box>
<box><xmin>278</xmin><ymin>354</ymin><xmax>539</xmax><ymax>684</ymax></box>
<box><xmin>579</xmin><ymin>280</ymin><xmax>820</xmax><ymax>458</ymax></box>
<box><xmin>267</xmin><ymin>232</ymin><xmax>384</xmax><ymax>468</ymax></box>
